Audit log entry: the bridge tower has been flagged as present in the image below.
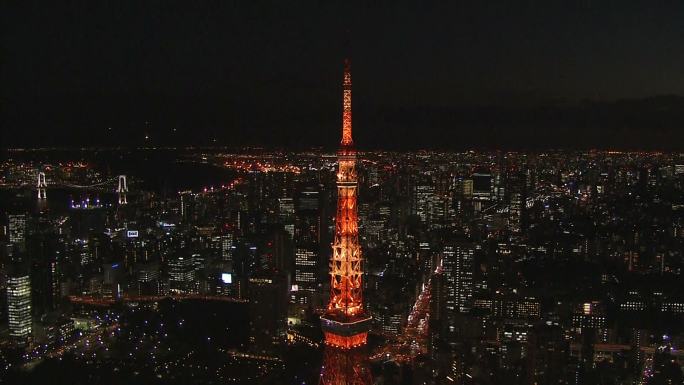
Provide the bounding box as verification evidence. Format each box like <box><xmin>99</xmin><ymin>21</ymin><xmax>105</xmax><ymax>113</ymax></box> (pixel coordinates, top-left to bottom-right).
<box><xmin>37</xmin><ymin>172</ymin><xmax>47</xmax><ymax>200</ymax></box>
<box><xmin>117</xmin><ymin>175</ymin><xmax>128</xmax><ymax>205</ymax></box>
<box><xmin>319</xmin><ymin>59</ymin><xmax>372</xmax><ymax>385</ymax></box>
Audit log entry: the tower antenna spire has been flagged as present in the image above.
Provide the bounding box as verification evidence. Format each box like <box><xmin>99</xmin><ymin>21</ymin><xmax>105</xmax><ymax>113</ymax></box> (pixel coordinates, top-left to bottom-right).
<box><xmin>341</xmin><ymin>58</ymin><xmax>353</xmax><ymax>147</ymax></box>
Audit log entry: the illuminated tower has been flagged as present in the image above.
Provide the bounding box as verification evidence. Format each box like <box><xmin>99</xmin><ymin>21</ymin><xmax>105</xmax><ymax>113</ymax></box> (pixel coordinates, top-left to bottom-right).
<box><xmin>117</xmin><ymin>175</ymin><xmax>128</xmax><ymax>205</ymax></box>
<box><xmin>319</xmin><ymin>59</ymin><xmax>372</xmax><ymax>385</ymax></box>
<box><xmin>37</xmin><ymin>171</ymin><xmax>47</xmax><ymax>200</ymax></box>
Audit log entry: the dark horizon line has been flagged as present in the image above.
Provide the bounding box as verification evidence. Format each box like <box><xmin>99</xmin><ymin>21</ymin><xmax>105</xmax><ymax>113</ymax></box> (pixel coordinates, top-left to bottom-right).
<box><xmin>3</xmin><ymin>94</ymin><xmax>684</xmax><ymax>151</ymax></box>
<box><xmin>2</xmin><ymin>144</ymin><xmax>682</xmax><ymax>153</ymax></box>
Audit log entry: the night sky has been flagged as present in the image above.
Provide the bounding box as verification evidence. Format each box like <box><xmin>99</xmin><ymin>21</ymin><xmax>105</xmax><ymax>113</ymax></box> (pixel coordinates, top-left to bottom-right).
<box><xmin>2</xmin><ymin>1</ymin><xmax>684</xmax><ymax>149</ymax></box>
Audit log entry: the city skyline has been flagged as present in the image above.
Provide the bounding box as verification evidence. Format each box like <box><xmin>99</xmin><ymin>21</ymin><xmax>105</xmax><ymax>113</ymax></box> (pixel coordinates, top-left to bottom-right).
<box><xmin>1</xmin><ymin>2</ymin><xmax>684</xmax><ymax>385</ymax></box>
<box><xmin>2</xmin><ymin>145</ymin><xmax>684</xmax><ymax>384</ymax></box>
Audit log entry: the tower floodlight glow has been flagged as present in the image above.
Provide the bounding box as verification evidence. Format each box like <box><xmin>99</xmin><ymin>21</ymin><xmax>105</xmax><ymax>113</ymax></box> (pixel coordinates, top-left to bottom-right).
<box><xmin>319</xmin><ymin>59</ymin><xmax>372</xmax><ymax>385</ymax></box>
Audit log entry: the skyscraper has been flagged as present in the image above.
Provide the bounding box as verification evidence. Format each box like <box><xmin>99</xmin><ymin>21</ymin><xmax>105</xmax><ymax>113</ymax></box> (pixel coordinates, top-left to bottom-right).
<box><xmin>8</xmin><ymin>214</ymin><xmax>27</xmax><ymax>249</ymax></box>
<box><xmin>28</xmin><ymin>231</ymin><xmax>61</xmax><ymax>315</ymax></box>
<box><xmin>412</xmin><ymin>181</ymin><xmax>435</xmax><ymax>224</ymax></box>
<box><xmin>7</xmin><ymin>275</ymin><xmax>32</xmax><ymax>343</ymax></box>
<box><xmin>137</xmin><ymin>263</ymin><xmax>160</xmax><ymax>296</ymax></box>
<box><xmin>248</xmin><ymin>275</ymin><xmax>288</xmax><ymax>354</ymax></box>
<box><xmin>291</xmin><ymin>188</ymin><xmax>321</xmax><ymax>308</ymax></box>
<box><xmin>508</xmin><ymin>171</ymin><xmax>527</xmax><ymax>233</ymax></box>
<box><xmin>278</xmin><ymin>197</ymin><xmax>295</xmax><ymax>238</ymax></box>
<box><xmin>442</xmin><ymin>243</ymin><xmax>474</xmax><ymax>315</ymax></box>
<box><xmin>168</xmin><ymin>256</ymin><xmax>196</xmax><ymax>294</ymax></box>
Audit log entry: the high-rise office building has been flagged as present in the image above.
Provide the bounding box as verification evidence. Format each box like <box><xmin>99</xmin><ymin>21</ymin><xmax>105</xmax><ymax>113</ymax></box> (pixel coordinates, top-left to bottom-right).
<box><xmin>412</xmin><ymin>182</ymin><xmax>435</xmax><ymax>224</ymax></box>
<box><xmin>278</xmin><ymin>197</ymin><xmax>295</xmax><ymax>238</ymax></box>
<box><xmin>28</xmin><ymin>231</ymin><xmax>61</xmax><ymax>315</ymax></box>
<box><xmin>248</xmin><ymin>274</ymin><xmax>288</xmax><ymax>353</ymax></box>
<box><xmin>7</xmin><ymin>275</ymin><xmax>32</xmax><ymax>343</ymax></box>
<box><xmin>472</xmin><ymin>172</ymin><xmax>492</xmax><ymax>199</ymax></box>
<box><xmin>508</xmin><ymin>171</ymin><xmax>527</xmax><ymax>233</ymax></box>
<box><xmin>137</xmin><ymin>263</ymin><xmax>160</xmax><ymax>296</ymax></box>
<box><xmin>442</xmin><ymin>243</ymin><xmax>474</xmax><ymax>315</ymax></box>
<box><xmin>8</xmin><ymin>214</ymin><xmax>27</xmax><ymax>249</ymax></box>
<box><xmin>293</xmin><ymin>248</ymin><xmax>317</xmax><ymax>302</ymax></box>
<box><xmin>510</xmin><ymin>191</ymin><xmax>524</xmax><ymax>233</ymax></box>
<box><xmin>179</xmin><ymin>192</ymin><xmax>196</xmax><ymax>223</ymax></box>
<box><xmin>102</xmin><ymin>262</ymin><xmax>124</xmax><ymax>298</ymax></box>
<box><xmin>211</xmin><ymin>233</ymin><xmax>234</xmax><ymax>263</ymax></box>
<box><xmin>168</xmin><ymin>256</ymin><xmax>196</xmax><ymax>294</ymax></box>
<box><xmin>291</xmin><ymin>188</ymin><xmax>321</xmax><ymax>306</ymax></box>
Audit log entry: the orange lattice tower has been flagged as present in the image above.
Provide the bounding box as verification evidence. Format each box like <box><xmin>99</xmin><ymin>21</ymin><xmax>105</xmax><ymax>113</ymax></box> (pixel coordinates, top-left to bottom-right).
<box><xmin>319</xmin><ymin>59</ymin><xmax>372</xmax><ymax>385</ymax></box>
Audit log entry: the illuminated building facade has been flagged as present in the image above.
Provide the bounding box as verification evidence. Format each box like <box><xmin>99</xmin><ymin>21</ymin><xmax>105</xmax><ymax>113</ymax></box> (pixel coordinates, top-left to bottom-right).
<box><xmin>442</xmin><ymin>243</ymin><xmax>474</xmax><ymax>314</ymax></box>
<box><xmin>319</xmin><ymin>59</ymin><xmax>372</xmax><ymax>385</ymax></box>
<box><xmin>7</xmin><ymin>275</ymin><xmax>32</xmax><ymax>343</ymax></box>
<box><xmin>8</xmin><ymin>214</ymin><xmax>27</xmax><ymax>248</ymax></box>
<box><xmin>292</xmin><ymin>189</ymin><xmax>321</xmax><ymax>306</ymax></box>
<box><xmin>168</xmin><ymin>256</ymin><xmax>196</xmax><ymax>294</ymax></box>
<box><xmin>137</xmin><ymin>263</ymin><xmax>160</xmax><ymax>295</ymax></box>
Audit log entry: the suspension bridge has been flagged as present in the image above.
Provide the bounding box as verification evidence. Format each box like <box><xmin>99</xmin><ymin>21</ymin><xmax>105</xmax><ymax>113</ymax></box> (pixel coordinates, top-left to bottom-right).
<box><xmin>30</xmin><ymin>172</ymin><xmax>130</xmax><ymax>205</ymax></box>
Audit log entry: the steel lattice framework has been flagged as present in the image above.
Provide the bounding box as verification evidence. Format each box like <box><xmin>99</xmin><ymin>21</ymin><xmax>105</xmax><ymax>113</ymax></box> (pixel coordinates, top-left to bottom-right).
<box><xmin>327</xmin><ymin>58</ymin><xmax>365</xmax><ymax>327</ymax></box>
<box><xmin>320</xmin><ymin>345</ymin><xmax>372</xmax><ymax>385</ymax></box>
<box><xmin>328</xmin><ymin>154</ymin><xmax>362</xmax><ymax>316</ymax></box>
<box><xmin>320</xmin><ymin>59</ymin><xmax>372</xmax><ymax>385</ymax></box>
